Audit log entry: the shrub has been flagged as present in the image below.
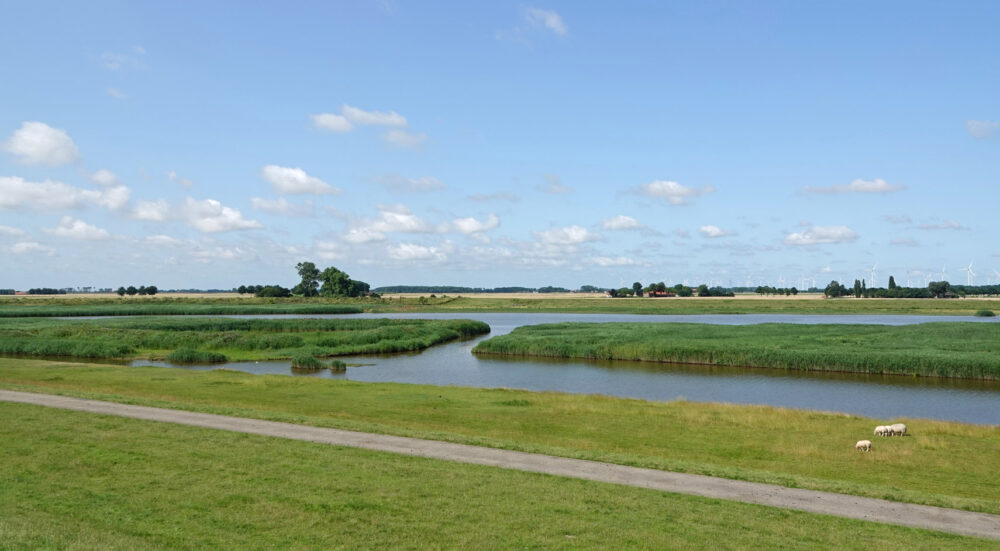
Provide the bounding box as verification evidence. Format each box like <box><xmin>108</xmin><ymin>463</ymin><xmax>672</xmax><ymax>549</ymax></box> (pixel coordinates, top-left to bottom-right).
<box><xmin>166</xmin><ymin>348</ymin><xmax>228</xmax><ymax>364</ymax></box>
<box><xmin>974</xmin><ymin>310</ymin><xmax>996</xmax><ymax>317</ymax></box>
<box><xmin>290</xmin><ymin>354</ymin><xmax>324</xmax><ymax>370</ymax></box>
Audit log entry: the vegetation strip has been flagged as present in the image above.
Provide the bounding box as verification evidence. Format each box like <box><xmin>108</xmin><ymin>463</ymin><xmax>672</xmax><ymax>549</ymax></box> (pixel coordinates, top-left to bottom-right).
<box><xmin>5</xmin><ymin>403</ymin><xmax>986</xmax><ymax>549</ymax></box>
<box><xmin>1</xmin><ymin>359</ymin><xmax>997</xmax><ymax>515</ymax></box>
<box><xmin>2</xmin><ymin>389</ymin><xmax>998</xmax><ymax>541</ymax></box>
<box><xmin>472</xmin><ymin>321</ymin><xmax>1000</xmax><ymax>379</ymax></box>
<box><xmin>0</xmin><ymin>317</ymin><xmax>489</xmax><ymax>362</ymax></box>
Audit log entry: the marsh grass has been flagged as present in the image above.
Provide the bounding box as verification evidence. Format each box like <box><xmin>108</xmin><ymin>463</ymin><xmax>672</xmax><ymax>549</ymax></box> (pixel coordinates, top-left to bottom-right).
<box><xmin>0</xmin><ymin>317</ymin><xmax>489</xmax><ymax>362</ymax></box>
<box><xmin>2</xmin><ymin>401</ymin><xmax>986</xmax><ymax>549</ymax></box>
<box><xmin>974</xmin><ymin>310</ymin><xmax>996</xmax><ymax>317</ymax></box>
<box><xmin>1</xmin><ymin>358</ymin><xmax>998</xmax><ymax>515</ymax></box>
<box><xmin>0</xmin><ymin>300</ymin><xmax>362</xmax><ymax>317</ymax></box>
<box><xmin>473</xmin><ymin>322</ymin><xmax>1000</xmax><ymax>379</ymax></box>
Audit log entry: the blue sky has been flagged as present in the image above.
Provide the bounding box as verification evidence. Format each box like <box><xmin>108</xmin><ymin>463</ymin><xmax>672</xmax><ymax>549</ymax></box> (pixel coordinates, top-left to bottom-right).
<box><xmin>1</xmin><ymin>1</ymin><xmax>998</xmax><ymax>290</ymax></box>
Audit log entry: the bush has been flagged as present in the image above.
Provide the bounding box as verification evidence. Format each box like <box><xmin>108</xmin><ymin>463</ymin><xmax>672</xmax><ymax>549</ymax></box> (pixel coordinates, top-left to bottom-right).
<box><xmin>166</xmin><ymin>348</ymin><xmax>228</xmax><ymax>364</ymax></box>
<box><xmin>290</xmin><ymin>354</ymin><xmax>324</xmax><ymax>370</ymax></box>
<box><xmin>328</xmin><ymin>359</ymin><xmax>346</xmax><ymax>372</ymax></box>
<box><xmin>974</xmin><ymin>310</ymin><xmax>996</xmax><ymax>317</ymax></box>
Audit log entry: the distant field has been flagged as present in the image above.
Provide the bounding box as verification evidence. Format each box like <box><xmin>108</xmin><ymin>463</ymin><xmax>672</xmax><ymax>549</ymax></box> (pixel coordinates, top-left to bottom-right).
<box><xmin>3</xmin><ymin>401</ymin><xmax>986</xmax><ymax>549</ymax></box>
<box><xmin>2</xmin><ymin>359</ymin><xmax>998</xmax><ymax>515</ymax></box>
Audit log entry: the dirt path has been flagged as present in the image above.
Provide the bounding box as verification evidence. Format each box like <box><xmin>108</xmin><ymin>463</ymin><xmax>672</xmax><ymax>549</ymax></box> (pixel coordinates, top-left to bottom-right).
<box><xmin>2</xmin><ymin>389</ymin><xmax>998</xmax><ymax>541</ymax></box>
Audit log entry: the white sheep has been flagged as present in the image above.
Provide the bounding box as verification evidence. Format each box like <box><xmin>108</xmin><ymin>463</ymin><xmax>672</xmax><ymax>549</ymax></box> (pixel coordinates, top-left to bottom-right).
<box><xmin>874</xmin><ymin>425</ymin><xmax>890</xmax><ymax>437</ymax></box>
<box><xmin>856</xmin><ymin>440</ymin><xmax>872</xmax><ymax>452</ymax></box>
<box><xmin>889</xmin><ymin>423</ymin><xmax>907</xmax><ymax>437</ymax></box>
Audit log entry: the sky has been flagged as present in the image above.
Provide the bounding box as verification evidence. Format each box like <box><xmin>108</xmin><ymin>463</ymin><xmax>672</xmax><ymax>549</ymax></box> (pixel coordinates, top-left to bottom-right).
<box><xmin>1</xmin><ymin>1</ymin><xmax>998</xmax><ymax>291</ymax></box>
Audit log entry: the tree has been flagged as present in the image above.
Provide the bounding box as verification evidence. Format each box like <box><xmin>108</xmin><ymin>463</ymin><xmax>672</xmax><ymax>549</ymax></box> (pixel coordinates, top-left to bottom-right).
<box><xmin>237</xmin><ymin>285</ymin><xmax>248</xmax><ymax>294</ymax></box>
<box><xmin>888</xmin><ymin>275</ymin><xmax>897</xmax><ymax>290</ymax></box>
<box><xmin>853</xmin><ymin>279</ymin><xmax>862</xmax><ymax>298</ymax></box>
<box><xmin>697</xmin><ymin>284</ymin><xmax>709</xmax><ymax>297</ymax></box>
<box><xmin>294</xmin><ymin>261</ymin><xmax>320</xmax><ymax>297</ymax></box>
<box><xmin>146</xmin><ymin>285</ymin><xmax>158</xmax><ymax>296</ymax></box>
<box><xmin>632</xmin><ymin>282</ymin><xmax>643</xmax><ymax>297</ymax></box>
<box><xmin>824</xmin><ymin>280</ymin><xmax>848</xmax><ymax>298</ymax></box>
<box><xmin>126</xmin><ymin>286</ymin><xmax>138</xmax><ymax>296</ymax></box>
<box><xmin>928</xmin><ymin>281</ymin><xmax>951</xmax><ymax>298</ymax></box>
<box><xmin>138</xmin><ymin>285</ymin><xmax>148</xmax><ymax>296</ymax></box>
<box><xmin>256</xmin><ymin>285</ymin><xmax>292</xmax><ymax>298</ymax></box>
<box><xmin>116</xmin><ymin>286</ymin><xmax>126</xmax><ymax>297</ymax></box>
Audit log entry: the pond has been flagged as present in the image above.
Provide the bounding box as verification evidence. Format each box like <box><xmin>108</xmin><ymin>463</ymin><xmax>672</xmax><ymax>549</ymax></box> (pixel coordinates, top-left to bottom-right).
<box><xmin>131</xmin><ymin>313</ymin><xmax>1000</xmax><ymax>424</ymax></box>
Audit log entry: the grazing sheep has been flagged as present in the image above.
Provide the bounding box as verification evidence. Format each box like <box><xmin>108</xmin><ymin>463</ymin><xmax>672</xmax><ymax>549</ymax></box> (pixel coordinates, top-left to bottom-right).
<box><xmin>856</xmin><ymin>440</ymin><xmax>872</xmax><ymax>452</ymax></box>
<box><xmin>890</xmin><ymin>423</ymin><xmax>907</xmax><ymax>437</ymax></box>
<box><xmin>874</xmin><ymin>425</ymin><xmax>890</xmax><ymax>437</ymax></box>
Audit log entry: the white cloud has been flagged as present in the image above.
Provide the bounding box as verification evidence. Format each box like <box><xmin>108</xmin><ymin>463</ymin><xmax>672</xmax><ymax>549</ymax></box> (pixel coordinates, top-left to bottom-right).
<box><xmin>0</xmin><ymin>176</ymin><xmax>128</xmax><ymax>211</ymax></box>
<box><xmin>883</xmin><ymin>215</ymin><xmax>912</xmax><ymax>224</ymax></box>
<box><xmin>602</xmin><ymin>215</ymin><xmax>643</xmax><ymax>230</ymax></box>
<box><xmin>8</xmin><ymin>241</ymin><xmax>55</xmax><ymax>255</ymax></box>
<box><xmin>89</xmin><ymin>169</ymin><xmax>120</xmax><ymax>187</ymax></box>
<box><xmin>820</xmin><ymin>266</ymin><xmax>833</xmax><ymax>273</ymax></box>
<box><xmin>525</xmin><ymin>7</ymin><xmax>568</xmax><ymax>36</ymax></box>
<box><xmin>372</xmin><ymin>174</ymin><xmax>446</xmax><ymax>192</ymax></box>
<box><xmin>918</xmin><ymin>220</ymin><xmax>967</xmax><ymax>231</ymax></box>
<box><xmin>966</xmin><ymin>120</ymin><xmax>1000</xmax><ymax>139</ymax></box>
<box><xmin>341</xmin><ymin>105</ymin><xmax>408</xmax><ymax>127</ymax></box>
<box><xmin>144</xmin><ymin>234</ymin><xmax>183</xmax><ymax>247</ymax></box>
<box><xmin>100</xmin><ymin>46</ymin><xmax>146</xmax><ymax>71</ymax></box>
<box><xmin>167</xmin><ymin>171</ymin><xmax>193</xmax><ymax>188</ymax></box>
<box><xmin>588</xmin><ymin>256</ymin><xmax>636</xmax><ymax>267</ymax></box>
<box><xmin>534</xmin><ymin>225</ymin><xmax>600</xmax><ymax>245</ymax></box>
<box><xmin>387</xmin><ymin>242</ymin><xmax>449</xmax><ymax>261</ymax></box>
<box><xmin>784</xmin><ymin>225</ymin><xmax>859</xmax><ymax>246</ymax></box>
<box><xmin>0</xmin><ymin>224</ymin><xmax>26</xmax><ymax>237</ymax></box>
<box><xmin>182</xmin><ymin>198</ymin><xmax>262</xmax><ymax>233</ymax></box>
<box><xmin>260</xmin><ymin>165</ymin><xmax>341</xmax><ymax>195</ymax></box>
<box><xmin>310</xmin><ymin>113</ymin><xmax>354</xmax><ymax>132</ymax></box>
<box><xmin>382</xmin><ymin>129</ymin><xmax>427</xmax><ymax>149</ymax></box>
<box><xmin>44</xmin><ymin>216</ymin><xmax>110</xmax><ymax>241</ymax></box>
<box><xmin>542</xmin><ymin>174</ymin><xmax>572</xmax><ymax>194</ymax></box>
<box><xmin>699</xmin><ymin>225</ymin><xmax>732</xmax><ymax>238</ymax></box>
<box><xmin>250</xmin><ymin>197</ymin><xmax>315</xmax><ymax>217</ymax></box>
<box><xmin>2</xmin><ymin>121</ymin><xmax>81</xmax><ymax>166</ymax></box>
<box><xmin>638</xmin><ymin>180</ymin><xmax>715</xmax><ymax>205</ymax></box>
<box><xmin>367</xmin><ymin>204</ymin><xmax>433</xmax><ymax>233</ymax></box>
<box><xmin>801</xmin><ymin>178</ymin><xmax>905</xmax><ymax>195</ymax></box>
<box><xmin>131</xmin><ymin>199</ymin><xmax>172</xmax><ymax>221</ymax></box>
<box><xmin>342</xmin><ymin>228</ymin><xmax>386</xmax><ymax>244</ymax></box>
<box><xmin>106</xmin><ymin>87</ymin><xmax>128</xmax><ymax>100</ymax></box>
<box><xmin>453</xmin><ymin>214</ymin><xmax>500</xmax><ymax>235</ymax></box>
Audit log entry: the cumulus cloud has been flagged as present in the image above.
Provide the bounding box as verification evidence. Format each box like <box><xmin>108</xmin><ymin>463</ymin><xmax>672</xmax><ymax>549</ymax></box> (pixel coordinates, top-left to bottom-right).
<box><xmin>144</xmin><ymin>234</ymin><xmax>183</xmax><ymax>247</ymax></box>
<box><xmin>533</xmin><ymin>225</ymin><xmax>600</xmax><ymax>245</ymax></box>
<box><xmin>2</xmin><ymin>121</ymin><xmax>81</xmax><ymax>166</ymax></box>
<box><xmin>260</xmin><ymin>165</ymin><xmax>341</xmax><ymax>195</ymax></box>
<box><xmin>387</xmin><ymin>242</ymin><xmax>450</xmax><ymax>261</ymax></box>
<box><xmin>182</xmin><ymin>198</ymin><xmax>261</xmax><ymax>233</ymax></box>
<box><xmin>44</xmin><ymin>216</ymin><xmax>111</xmax><ymax>240</ymax></box>
<box><xmin>801</xmin><ymin>178</ymin><xmax>905</xmax><ymax>195</ymax></box>
<box><xmin>88</xmin><ymin>169</ymin><xmax>120</xmax><ymax>187</ymax></box>
<box><xmin>250</xmin><ymin>197</ymin><xmax>315</xmax><ymax>217</ymax></box>
<box><xmin>310</xmin><ymin>113</ymin><xmax>354</xmax><ymax>132</ymax></box>
<box><xmin>341</xmin><ymin>105</ymin><xmax>408</xmax><ymax>127</ymax></box>
<box><xmin>131</xmin><ymin>199</ymin><xmax>172</xmax><ymax>221</ymax></box>
<box><xmin>342</xmin><ymin>228</ymin><xmax>387</xmax><ymax>244</ymax></box>
<box><xmin>452</xmin><ymin>214</ymin><xmax>499</xmax><ymax>242</ymax></box>
<box><xmin>966</xmin><ymin>120</ymin><xmax>1000</xmax><ymax>139</ymax></box>
<box><xmin>382</xmin><ymin>129</ymin><xmax>427</xmax><ymax>149</ymax></box>
<box><xmin>366</xmin><ymin>204</ymin><xmax>433</xmax><ymax>233</ymax></box>
<box><xmin>371</xmin><ymin>174</ymin><xmax>446</xmax><ymax>192</ymax></box>
<box><xmin>602</xmin><ymin>215</ymin><xmax>643</xmax><ymax>230</ymax></box>
<box><xmin>524</xmin><ymin>7</ymin><xmax>568</xmax><ymax>36</ymax></box>
<box><xmin>588</xmin><ymin>256</ymin><xmax>636</xmax><ymax>267</ymax></box>
<box><xmin>167</xmin><ymin>171</ymin><xmax>194</xmax><ymax>188</ymax></box>
<box><xmin>784</xmin><ymin>225</ymin><xmax>859</xmax><ymax>246</ymax></box>
<box><xmin>8</xmin><ymin>241</ymin><xmax>55</xmax><ymax>255</ymax></box>
<box><xmin>918</xmin><ymin>220</ymin><xmax>967</xmax><ymax>230</ymax></box>
<box><xmin>0</xmin><ymin>224</ymin><xmax>26</xmax><ymax>237</ymax></box>
<box><xmin>637</xmin><ymin>180</ymin><xmax>715</xmax><ymax>205</ymax></box>
<box><xmin>699</xmin><ymin>225</ymin><xmax>733</xmax><ymax>238</ymax></box>
<box><xmin>0</xmin><ymin>176</ymin><xmax>128</xmax><ymax>211</ymax></box>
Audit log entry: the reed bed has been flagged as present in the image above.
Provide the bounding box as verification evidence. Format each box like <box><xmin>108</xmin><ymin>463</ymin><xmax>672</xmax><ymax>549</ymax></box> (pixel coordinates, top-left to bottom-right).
<box><xmin>473</xmin><ymin>322</ymin><xmax>1000</xmax><ymax>379</ymax></box>
<box><xmin>0</xmin><ymin>317</ymin><xmax>489</xmax><ymax>362</ymax></box>
<box><xmin>0</xmin><ymin>302</ymin><xmax>362</xmax><ymax>317</ymax></box>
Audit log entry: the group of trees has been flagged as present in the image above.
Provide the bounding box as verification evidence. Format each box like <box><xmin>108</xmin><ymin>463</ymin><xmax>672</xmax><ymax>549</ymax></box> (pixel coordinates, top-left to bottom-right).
<box><xmin>606</xmin><ymin>281</ymin><xmax>734</xmax><ymax>298</ymax></box>
<box><xmin>115</xmin><ymin>285</ymin><xmax>158</xmax><ymax>296</ymax></box>
<box><xmin>27</xmin><ymin>288</ymin><xmax>68</xmax><ymax>295</ymax></box>
<box><xmin>236</xmin><ymin>284</ymin><xmax>293</xmax><ymax>298</ymax></box>
<box><xmin>0</xmin><ymin>289</ymin><xmax>14</xmax><ymax>295</ymax></box>
<box><xmin>755</xmin><ymin>286</ymin><xmax>800</xmax><ymax>296</ymax></box>
<box><xmin>821</xmin><ymin>277</ymin><xmax>1000</xmax><ymax>299</ymax></box>
<box><xmin>236</xmin><ymin>263</ymin><xmax>373</xmax><ymax>299</ymax></box>
<box><xmin>372</xmin><ymin>285</ymin><xmax>570</xmax><ymax>294</ymax></box>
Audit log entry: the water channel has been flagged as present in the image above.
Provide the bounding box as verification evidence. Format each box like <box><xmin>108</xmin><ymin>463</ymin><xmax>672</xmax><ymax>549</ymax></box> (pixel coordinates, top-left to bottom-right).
<box><xmin>129</xmin><ymin>312</ymin><xmax>1000</xmax><ymax>424</ymax></box>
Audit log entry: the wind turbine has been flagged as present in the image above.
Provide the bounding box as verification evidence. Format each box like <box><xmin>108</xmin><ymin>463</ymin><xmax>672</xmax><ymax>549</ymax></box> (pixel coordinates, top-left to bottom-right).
<box><xmin>869</xmin><ymin>264</ymin><xmax>877</xmax><ymax>288</ymax></box>
<box><xmin>940</xmin><ymin>265</ymin><xmax>947</xmax><ymax>282</ymax></box>
<box><xmin>960</xmin><ymin>260</ymin><xmax>975</xmax><ymax>286</ymax></box>
<box><xmin>994</xmin><ymin>270</ymin><xmax>1000</xmax><ymax>285</ymax></box>
<box><xmin>777</xmin><ymin>274</ymin><xmax>786</xmax><ymax>288</ymax></box>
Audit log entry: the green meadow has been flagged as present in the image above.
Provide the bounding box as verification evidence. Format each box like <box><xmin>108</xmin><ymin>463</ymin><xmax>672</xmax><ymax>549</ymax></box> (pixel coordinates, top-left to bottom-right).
<box><xmin>473</xmin><ymin>322</ymin><xmax>1000</xmax><ymax>379</ymax></box>
<box><xmin>1</xmin><ymin>359</ymin><xmax>997</xmax><ymax>515</ymax></box>
<box><xmin>0</xmin><ymin>317</ymin><xmax>489</xmax><ymax>362</ymax></box>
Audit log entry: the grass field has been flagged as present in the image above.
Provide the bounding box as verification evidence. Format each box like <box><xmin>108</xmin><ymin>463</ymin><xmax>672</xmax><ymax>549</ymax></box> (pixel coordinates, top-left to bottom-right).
<box><xmin>472</xmin><ymin>322</ymin><xmax>1000</xmax><ymax>379</ymax></box>
<box><xmin>1</xmin><ymin>358</ymin><xmax>997</xmax><ymax>515</ymax></box>
<box><xmin>3</xmin><ymin>402</ymin><xmax>988</xmax><ymax>549</ymax></box>
<box><xmin>0</xmin><ymin>317</ymin><xmax>489</xmax><ymax>362</ymax></box>
<box><xmin>4</xmin><ymin>293</ymin><xmax>1000</xmax><ymax>316</ymax></box>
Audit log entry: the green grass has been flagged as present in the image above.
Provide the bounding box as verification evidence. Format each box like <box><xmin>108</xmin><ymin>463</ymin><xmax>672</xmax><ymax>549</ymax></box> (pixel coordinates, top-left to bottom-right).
<box><xmin>3</xmin><ymin>402</ymin><xmax>987</xmax><ymax>549</ymax></box>
<box><xmin>0</xmin><ymin>298</ymin><xmax>362</xmax><ymax>317</ymax></box>
<box><xmin>473</xmin><ymin>322</ymin><xmax>1000</xmax><ymax>379</ymax></box>
<box><xmin>1</xmin><ymin>358</ymin><xmax>998</xmax><ymax>515</ymax></box>
<box><xmin>0</xmin><ymin>317</ymin><xmax>490</xmax><ymax>362</ymax></box>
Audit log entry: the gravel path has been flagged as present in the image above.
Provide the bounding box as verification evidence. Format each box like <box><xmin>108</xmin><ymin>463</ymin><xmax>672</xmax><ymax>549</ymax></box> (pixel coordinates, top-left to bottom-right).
<box><xmin>2</xmin><ymin>389</ymin><xmax>998</xmax><ymax>540</ymax></box>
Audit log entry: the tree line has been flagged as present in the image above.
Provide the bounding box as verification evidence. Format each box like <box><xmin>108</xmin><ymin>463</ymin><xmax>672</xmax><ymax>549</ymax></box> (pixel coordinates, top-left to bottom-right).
<box><xmin>115</xmin><ymin>285</ymin><xmax>159</xmax><ymax>296</ymax></box>
<box><xmin>823</xmin><ymin>277</ymin><xmax>1000</xmax><ymax>299</ymax></box>
<box><xmin>607</xmin><ymin>282</ymin><xmax>735</xmax><ymax>298</ymax></box>
<box><xmin>237</xmin><ymin>262</ymin><xmax>374</xmax><ymax>299</ymax></box>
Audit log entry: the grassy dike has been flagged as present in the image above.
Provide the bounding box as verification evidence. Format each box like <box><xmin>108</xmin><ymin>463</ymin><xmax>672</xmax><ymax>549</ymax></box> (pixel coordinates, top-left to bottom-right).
<box><xmin>1</xmin><ymin>359</ymin><xmax>998</xmax><ymax>516</ymax></box>
<box><xmin>3</xmin><ymin>403</ymin><xmax>988</xmax><ymax>549</ymax></box>
<box><xmin>472</xmin><ymin>322</ymin><xmax>1000</xmax><ymax>379</ymax></box>
<box><xmin>0</xmin><ymin>317</ymin><xmax>489</xmax><ymax>362</ymax></box>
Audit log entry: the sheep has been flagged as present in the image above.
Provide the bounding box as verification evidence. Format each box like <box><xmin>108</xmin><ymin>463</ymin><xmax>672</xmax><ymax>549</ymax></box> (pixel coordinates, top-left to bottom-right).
<box><xmin>874</xmin><ymin>425</ymin><xmax>890</xmax><ymax>437</ymax></box>
<box><xmin>889</xmin><ymin>423</ymin><xmax>907</xmax><ymax>437</ymax></box>
<box><xmin>856</xmin><ymin>440</ymin><xmax>872</xmax><ymax>452</ymax></box>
